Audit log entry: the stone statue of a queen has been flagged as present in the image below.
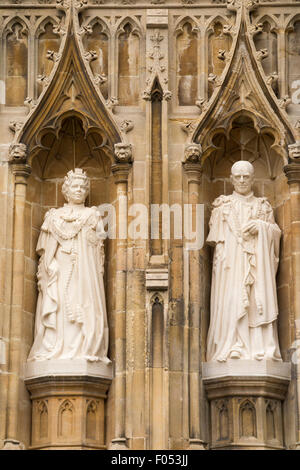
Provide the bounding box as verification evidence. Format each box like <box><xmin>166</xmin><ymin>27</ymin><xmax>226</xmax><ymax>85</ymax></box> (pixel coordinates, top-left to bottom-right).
<box><xmin>206</xmin><ymin>160</ymin><xmax>282</xmax><ymax>363</ymax></box>
<box><xmin>28</xmin><ymin>169</ymin><xmax>110</xmax><ymax>363</ymax></box>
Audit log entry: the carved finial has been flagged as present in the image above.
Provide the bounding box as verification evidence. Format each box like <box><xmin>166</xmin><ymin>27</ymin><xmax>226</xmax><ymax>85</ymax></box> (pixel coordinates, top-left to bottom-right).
<box><xmin>142</xmin><ymin>89</ymin><xmax>152</xmax><ymax>101</ymax></box>
<box><xmin>120</xmin><ymin>120</ymin><xmax>134</xmax><ymax>134</ymax></box>
<box><xmin>163</xmin><ymin>90</ymin><xmax>172</xmax><ymax>101</ymax></box>
<box><xmin>9</xmin><ymin>121</ymin><xmax>24</xmax><ymax>141</ymax></box>
<box><xmin>37</xmin><ymin>74</ymin><xmax>50</xmax><ymax>89</ymax></box>
<box><xmin>24</xmin><ymin>97</ymin><xmax>37</xmax><ymax>111</ymax></box>
<box><xmin>94</xmin><ymin>74</ymin><xmax>107</xmax><ymax>87</ymax></box>
<box><xmin>266</xmin><ymin>72</ymin><xmax>278</xmax><ymax>87</ymax></box>
<box><xmin>181</xmin><ymin>121</ymin><xmax>196</xmax><ymax>136</ymax></box>
<box><xmin>8</xmin><ymin>143</ymin><xmax>28</xmax><ymax>164</ymax></box>
<box><xmin>278</xmin><ymin>95</ymin><xmax>292</xmax><ymax>110</ymax></box>
<box><xmin>114</xmin><ymin>143</ymin><xmax>133</xmax><ymax>163</ymax></box>
<box><xmin>53</xmin><ymin>19</ymin><xmax>67</xmax><ymax>36</ymax></box>
<box><xmin>288</xmin><ymin>142</ymin><xmax>300</xmax><ymax>161</ymax></box>
<box><xmin>218</xmin><ymin>50</ymin><xmax>226</xmax><ymax>61</ymax></box>
<box><xmin>208</xmin><ymin>73</ymin><xmax>221</xmax><ymax>87</ymax></box>
<box><xmin>195</xmin><ymin>98</ymin><xmax>207</xmax><ymax>113</ymax></box>
<box><xmin>184</xmin><ymin>143</ymin><xmax>202</xmax><ymax>164</ymax></box>
<box><xmin>84</xmin><ymin>50</ymin><xmax>98</xmax><ymax>62</ymax></box>
<box><xmin>106</xmin><ymin>97</ymin><xmax>118</xmax><ymax>110</ymax></box>
<box><xmin>75</xmin><ymin>0</ymin><xmax>88</xmax><ymax>9</ymax></box>
<box><xmin>56</xmin><ymin>0</ymin><xmax>71</xmax><ymax>11</ymax></box>
<box><xmin>46</xmin><ymin>50</ymin><xmax>61</xmax><ymax>62</ymax></box>
<box><xmin>78</xmin><ymin>24</ymin><xmax>93</xmax><ymax>36</ymax></box>
<box><xmin>256</xmin><ymin>49</ymin><xmax>269</xmax><ymax>61</ymax></box>
<box><xmin>249</xmin><ymin>23</ymin><xmax>263</xmax><ymax>36</ymax></box>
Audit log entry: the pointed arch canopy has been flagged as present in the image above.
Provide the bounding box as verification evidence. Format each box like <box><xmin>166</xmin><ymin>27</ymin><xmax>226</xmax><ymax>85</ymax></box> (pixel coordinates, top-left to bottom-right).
<box><xmin>18</xmin><ymin>7</ymin><xmax>122</xmax><ymax>167</ymax></box>
<box><xmin>191</xmin><ymin>6</ymin><xmax>295</xmax><ymax>162</ymax></box>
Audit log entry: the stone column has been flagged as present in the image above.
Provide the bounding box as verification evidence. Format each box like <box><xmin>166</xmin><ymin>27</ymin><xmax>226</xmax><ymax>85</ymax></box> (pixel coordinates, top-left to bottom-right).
<box><xmin>183</xmin><ymin>144</ymin><xmax>206</xmax><ymax>450</ymax></box>
<box><xmin>284</xmin><ymin>155</ymin><xmax>300</xmax><ymax>447</ymax></box>
<box><xmin>5</xmin><ymin>150</ymin><xmax>31</xmax><ymax>447</ymax></box>
<box><xmin>110</xmin><ymin>157</ymin><xmax>131</xmax><ymax>450</ymax></box>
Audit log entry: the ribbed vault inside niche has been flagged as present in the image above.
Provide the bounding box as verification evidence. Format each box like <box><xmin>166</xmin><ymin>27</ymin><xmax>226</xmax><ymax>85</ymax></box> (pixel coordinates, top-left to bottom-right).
<box><xmin>32</xmin><ymin>116</ymin><xmax>111</xmax><ymax>179</ymax></box>
<box><xmin>200</xmin><ymin>114</ymin><xmax>292</xmax><ymax>362</ymax></box>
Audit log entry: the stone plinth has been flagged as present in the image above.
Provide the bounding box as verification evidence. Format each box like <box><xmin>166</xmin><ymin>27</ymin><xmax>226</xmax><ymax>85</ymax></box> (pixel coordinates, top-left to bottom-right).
<box><xmin>24</xmin><ymin>361</ymin><xmax>113</xmax><ymax>450</ymax></box>
<box><xmin>202</xmin><ymin>361</ymin><xmax>291</xmax><ymax>450</ymax></box>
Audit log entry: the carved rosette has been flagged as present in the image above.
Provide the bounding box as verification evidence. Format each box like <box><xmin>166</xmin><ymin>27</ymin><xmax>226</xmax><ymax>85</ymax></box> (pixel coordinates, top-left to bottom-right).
<box><xmin>114</xmin><ymin>143</ymin><xmax>133</xmax><ymax>164</ymax></box>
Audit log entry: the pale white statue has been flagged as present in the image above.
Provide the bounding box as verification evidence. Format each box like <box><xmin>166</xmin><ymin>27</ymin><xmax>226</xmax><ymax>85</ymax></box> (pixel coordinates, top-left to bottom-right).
<box><xmin>206</xmin><ymin>160</ymin><xmax>282</xmax><ymax>362</ymax></box>
<box><xmin>28</xmin><ymin>168</ymin><xmax>110</xmax><ymax>363</ymax></box>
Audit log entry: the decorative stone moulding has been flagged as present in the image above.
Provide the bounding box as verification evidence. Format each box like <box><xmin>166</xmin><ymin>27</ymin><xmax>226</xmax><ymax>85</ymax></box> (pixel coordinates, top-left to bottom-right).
<box><xmin>202</xmin><ymin>361</ymin><xmax>291</xmax><ymax>450</ymax></box>
<box><xmin>24</xmin><ymin>360</ymin><xmax>113</xmax><ymax>450</ymax></box>
<box><xmin>146</xmin><ymin>268</ymin><xmax>169</xmax><ymax>290</ymax></box>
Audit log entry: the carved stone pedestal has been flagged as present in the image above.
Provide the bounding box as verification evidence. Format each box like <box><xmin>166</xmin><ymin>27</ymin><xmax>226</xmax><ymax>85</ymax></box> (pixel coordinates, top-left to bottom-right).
<box><xmin>24</xmin><ymin>360</ymin><xmax>112</xmax><ymax>450</ymax></box>
<box><xmin>202</xmin><ymin>361</ymin><xmax>291</xmax><ymax>450</ymax></box>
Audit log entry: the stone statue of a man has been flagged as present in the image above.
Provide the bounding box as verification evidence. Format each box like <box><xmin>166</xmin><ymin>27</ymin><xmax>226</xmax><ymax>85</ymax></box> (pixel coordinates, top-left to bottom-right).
<box><xmin>28</xmin><ymin>168</ymin><xmax>110</xmax><ymax>363</ymax></box>
<box><xmin>206</xmin><ymin>160</ymin><xmax>282</xmax><ymax>362</ymax></box>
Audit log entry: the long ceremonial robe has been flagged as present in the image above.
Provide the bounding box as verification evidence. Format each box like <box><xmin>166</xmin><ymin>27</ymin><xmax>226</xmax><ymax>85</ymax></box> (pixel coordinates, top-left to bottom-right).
<box><xmin>28</xmin><ymin>204</ymin><xmax>109</xmax><ymax>363</ymax></box>
<box><xmin>206</xmin><ymin>191</ymin><xmax>282</xmax><ymax>362</ymax></box>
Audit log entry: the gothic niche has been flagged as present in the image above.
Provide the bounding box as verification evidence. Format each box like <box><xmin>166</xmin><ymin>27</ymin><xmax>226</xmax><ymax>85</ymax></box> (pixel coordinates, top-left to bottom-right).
<box><xmin>118</xmin><ymin>22</ymin><xmax>140</xmax><ymax>106</ymax></box>
<box><xmin>217</xmin><ymin>401</ymin><xmax>229</xmax><ymax>441</ymax></box>
<box><xmin>239</xmin><ymin>400</ymin><xmax>257</xmax><ymax>439</ymax></box>
<box><xmin>83</xmin><ymin>21</ymin><xmax>109</xmax><ymax>99</ymax></box>
<box><xmin>266</xmin><ymin>401</ymin><xmax>276</xmax><ymax>442</ymax></box>
<box><xmin>24</xmin><ymin>116</ymin><xmax>116</xmax><ymax>366</ymax></box>
<box><xmin>176</xmin><ymin>22</ymin><xmax>198</xmax><ymax>106</ymax></box>
<box><xmin>5</xmin><ymin>21</ymin><xmax>28</xmax><ymax>106</ymax></box>
<box><xmin>37</xmin><ymin>21</ymin><xmax>60</xmax><ymax>97</ymax></box>
<box><xmin>86</xmin><ymin>400</ymin><xmax>97</xmax><ymax>441</ymax></box>
<box><xmin>254</xmin><ymin>20</ymin><xmax>278</xmax><ymax>96</ymax></box>
<box><xmin>208</xmin><ymin>21</ymin><xmax>232</xmax><ymax>98</ymax></box>
<box><xmin>58</xmin><ymin>400</ymin><xmax>74</xmax><ymax>438</ymax></box>
<box><xmin>287</xmin><ymin>19</ymin><xmax>300</xmax><ymax>113</ymax></box>
<box><xmin>200</xmin><ymin>115</ymin><xmax>292</xmax><ymax>360</ymax></box>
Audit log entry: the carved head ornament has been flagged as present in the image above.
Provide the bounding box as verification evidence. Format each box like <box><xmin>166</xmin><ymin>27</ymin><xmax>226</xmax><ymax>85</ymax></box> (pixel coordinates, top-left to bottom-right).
<box><xmin>114</xmin><ymin>143</ymin><xmax>133</xmax><ymax>163</ymax></box>
<box><xmin>184</xmin><ymin>143</ymin><xmax>202</xmax><ymax>164</ymax></box>
<box><xmin>8</xmin><ymin>143</ymin><xmax>28</xmax><ymax>163</ymax></box>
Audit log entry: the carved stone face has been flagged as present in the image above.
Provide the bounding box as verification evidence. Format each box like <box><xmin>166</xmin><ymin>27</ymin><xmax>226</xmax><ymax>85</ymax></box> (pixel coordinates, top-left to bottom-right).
<box><xmin>230</xmin><ymin>161</ymin><xmax>254</xmax><ymax>196</ymax></box>
<box><xmin>65</xmin><ymin>177</ymin><xmax>88</xmax><ymax>205</ymax></box>
<box><xmin>9</xmin><ymin>143</ymin><xmax>27</xmax><ymax>162</ymax></box>
<box><xmin>114</xmin><ymin>143</ymin><xmax>132</xmax><ymax>162</ymax></box>
<box><xmin>185</xmin><ymin>144</ymin><xmax>201</xmax><ymax>163</ymax></box>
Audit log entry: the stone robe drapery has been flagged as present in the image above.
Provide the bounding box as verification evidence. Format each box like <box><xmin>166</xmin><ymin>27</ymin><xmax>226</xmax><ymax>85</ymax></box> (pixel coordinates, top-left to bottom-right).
<box><xmin>206</xmin><ymin>191</ymin><xmax>282</xmax><ymax>362</ymax></box>
<box><xmin>28</xmin><ymin>204</ymin><xmax>110</xmax><ymax>363</ymax></box>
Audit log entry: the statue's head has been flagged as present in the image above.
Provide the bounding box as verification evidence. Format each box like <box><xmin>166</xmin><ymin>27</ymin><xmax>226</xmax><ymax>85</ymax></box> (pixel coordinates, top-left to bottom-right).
<box><xmin>62</xmin><ymin>168</ymin><xmax>89</xmax><ymax>205</ymax></box>
<box><xmin>230</xmin><ymin>160</ymin><xmax>254</xmax><ymax>196</ymax></box>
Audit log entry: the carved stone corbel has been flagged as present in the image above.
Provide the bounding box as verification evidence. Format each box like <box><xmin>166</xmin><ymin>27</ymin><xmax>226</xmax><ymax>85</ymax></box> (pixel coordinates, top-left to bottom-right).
<box><xmin>184</xmin><ymin>143</ymin><xmax>202</xmax><ymax>164</ymax></box>
<box><xmin>288</xmin><ymin>142</ymin><xmax>300</xmax><ymax>162</ymax></box>
<box><xmin>114</xmin><ymin>143</ymin><xmax>133</xmax><ymax>164</ymax></box>
<box><xmin>8</xmin><ymin>143</ymin><xmax>28</xmax><ymax>165</ymax></box>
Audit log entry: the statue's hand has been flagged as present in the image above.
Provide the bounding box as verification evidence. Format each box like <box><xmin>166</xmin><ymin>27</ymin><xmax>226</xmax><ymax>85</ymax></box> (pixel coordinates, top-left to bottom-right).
<box><xmin>242</xmin><ymin>220</ymin><xmax>259</xmax><ymax>236</ymax></box>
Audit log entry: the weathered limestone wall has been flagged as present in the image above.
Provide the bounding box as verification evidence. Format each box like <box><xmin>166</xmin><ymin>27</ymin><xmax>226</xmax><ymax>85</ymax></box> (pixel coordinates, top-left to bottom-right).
<box><xmin>0</xmin><ymin>0</ymin><xmax>300</xmax><ymax>451</ymax></box>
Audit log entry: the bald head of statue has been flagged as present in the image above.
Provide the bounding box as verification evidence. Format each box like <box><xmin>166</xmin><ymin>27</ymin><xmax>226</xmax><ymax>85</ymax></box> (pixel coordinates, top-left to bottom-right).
<box><xmin>230</xmin><ymin>160</ymin><xmax>254</xmax><ymax>196</ymax></box>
